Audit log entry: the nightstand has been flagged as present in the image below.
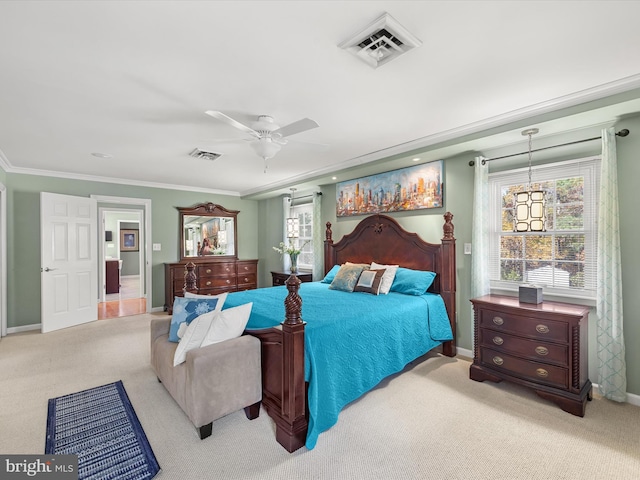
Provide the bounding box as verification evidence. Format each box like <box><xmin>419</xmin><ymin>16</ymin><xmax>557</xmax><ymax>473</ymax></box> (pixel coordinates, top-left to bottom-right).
<box><xmin>271</xmin><ymin>270</ymin><xmax>313</xmax><ymax>286</ymax></box>
<box><xmin>470</xmin><ymin>295</ymin><xmax>592</xmax><ymax>416</ymax></box>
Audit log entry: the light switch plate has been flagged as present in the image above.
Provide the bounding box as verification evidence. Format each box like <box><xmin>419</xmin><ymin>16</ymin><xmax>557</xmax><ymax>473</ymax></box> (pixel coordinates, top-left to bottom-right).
<box><xmin>153</xmin><ymin>243</ymin><xmax>161</xmax><ymax>251</ymax></box>
<box><xmin>464</xmin><ymin>243</ymin><xmax>472</xmax><ymax>255</ymax></box>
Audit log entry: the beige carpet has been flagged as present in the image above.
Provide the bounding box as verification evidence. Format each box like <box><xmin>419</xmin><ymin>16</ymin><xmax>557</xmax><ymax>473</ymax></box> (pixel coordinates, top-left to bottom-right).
<box><xmin>1</xmin><ymin>313</ymin><xmax>638</xmax><ymax>479</ymax></box>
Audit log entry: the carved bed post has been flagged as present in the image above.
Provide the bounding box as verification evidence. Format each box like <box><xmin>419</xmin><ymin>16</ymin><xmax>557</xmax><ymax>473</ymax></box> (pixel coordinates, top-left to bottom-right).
<box><xmin>323</xmin><ymin>221</ymin><xmax>334</xmax><ymax>275</ymax></box>
<box><xmin>440</xmin><ymin>212</ymin><xmax>456</xmax><ymax>357</ymax></box>
<box><xmin>276</xmin><ymin>274</ymin><xmax>307</xmax><ymax>452</ymax></box>
<box><xmin>183</xmin><ymin>262</ymin><xmax>198</xmax><ymax>294</ymax></box>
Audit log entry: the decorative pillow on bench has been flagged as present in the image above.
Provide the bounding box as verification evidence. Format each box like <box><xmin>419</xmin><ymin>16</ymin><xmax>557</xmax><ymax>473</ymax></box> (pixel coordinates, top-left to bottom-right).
<box><xmin>169</xmin><ymin>297</ymin><xmax>220</xmax><ymax>343</ymax></box>
<box><xmin>173</xmin><ymin>303</ymin><xmax>253</xmax><ymax>366</ymax></box>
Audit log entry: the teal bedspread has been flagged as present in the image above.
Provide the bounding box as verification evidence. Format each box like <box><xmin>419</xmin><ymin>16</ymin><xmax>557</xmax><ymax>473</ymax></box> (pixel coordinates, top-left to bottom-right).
<box><xmin>223</xmin><ymin>282</ymin><xmax>453</xmax><ymax>449</ymax></box>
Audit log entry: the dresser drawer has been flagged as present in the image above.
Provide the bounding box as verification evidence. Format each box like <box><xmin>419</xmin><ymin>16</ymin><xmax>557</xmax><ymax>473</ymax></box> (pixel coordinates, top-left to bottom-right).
<box><xmin>237</xmin><ymin>261</ymin><xmax>257</xmax><ymax>275</ymax></box>
<box><xmin>481</xmin><ymin>348</ymin><xmax>569</xmax><ymax>390</ymax></box>
<box><xmin>200</xmin><ymin>276</ymin><xmax>237</xmax><ymax>289</ymax></box>
<box><xmin>237</xmin><ymin>273</ymin><xmax>256</xmax><ymax>287</ymax></box>
<box><xmin>479</xmin><ymin>308</ymin><xmax>568</xmax><ymax>343</ymax></box>
<box><xmin>479</xmin><ymin>329</ymin><xmax>568</xmax><ymax>366</ymax></box>
<box><xmin>198</xmin><ymin>286</ymin><xmax>237</xmax><ymax>296</ymax></box>
<box><xmin>198</xmin><ymin>263</ymin><xmax>236</xmax><ymax>278</ymax></box>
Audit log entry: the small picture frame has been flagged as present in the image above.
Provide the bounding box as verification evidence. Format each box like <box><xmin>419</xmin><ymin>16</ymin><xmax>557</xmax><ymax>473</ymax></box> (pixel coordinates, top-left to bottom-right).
<box><xmin>120</xmin><ymin>229</ymin><xmax>139</xmax><ymax>252</ymax></box>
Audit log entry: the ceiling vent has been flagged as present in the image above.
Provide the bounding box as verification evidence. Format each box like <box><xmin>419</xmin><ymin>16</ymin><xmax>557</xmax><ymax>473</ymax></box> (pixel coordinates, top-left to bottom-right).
<box><xmin>189</xmin><ymin>148</ymin><xmax>221</xmax><ymax>161</ymax></box>
<box><xmin>338</xmin><ymin>13</ymin><xmax>422</xmax><ymax>68</ymax></box>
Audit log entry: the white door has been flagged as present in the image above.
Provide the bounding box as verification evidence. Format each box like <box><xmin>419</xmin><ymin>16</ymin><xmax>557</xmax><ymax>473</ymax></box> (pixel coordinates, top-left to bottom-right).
<box><xmin>41</xmin><ymin>192</ymin><xmax>98</xmax><ymax>333</ymax></box>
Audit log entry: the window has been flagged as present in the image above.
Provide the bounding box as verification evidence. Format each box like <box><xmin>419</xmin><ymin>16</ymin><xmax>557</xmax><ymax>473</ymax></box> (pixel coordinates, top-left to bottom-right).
<box><xmin>290</xmin><ymin>202</ymin><xmax>314</xmax><ymax>270</ymax></box>
<box><xmin>488</xmin><ymin>157</ymin><xmax>600</xmax><ymax>300</ymax></box>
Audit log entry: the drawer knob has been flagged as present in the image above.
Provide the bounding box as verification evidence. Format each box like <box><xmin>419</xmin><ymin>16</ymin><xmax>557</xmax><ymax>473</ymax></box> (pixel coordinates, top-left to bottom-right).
<box><xmin>206</xmin><ymin>281</ymin><xmax>211</xmax><ymax>286</ymax></box>
<box><xmin>226</xmin><ymin>279</ymin><xmax>231</xmax><ymax>284</ymax></box>
<box><xmin>243</xmin><ymin>266</ymin><xmax>249</xmax><ymax>271</ymax></box>
<box><xmin>492</xmin><ymin>336</ymin><xmax>504</xmax><ymax>345</ymax></box>
<box><xmin>536</xmin><ymin>368</ymin><xmax>549</xmax><ymax>378</ymax></box>
<box><xmin>225</xmin><ymin>267</ymin><xmax>230</xmax><ymax>272</ymax></box>
<box><xmin>492</xmin><ymin>316</ymin><xmax>504</xmax><ymax>326</ymax></box>
<box><xmin>534</xmin><ymin>346</ymin><xmax>549</xmax><ymax>356</ymax></box>
<box><xmin>492</xmin><ymin>356</ymin><xmax>504</xmax><ymax>366</ymax></box>
<box><xmin>243</xmin><ymin>277</ymin><xmax>249</xmax><ymax>282</ymax></box>
<box><xmin>536</xmin><ymin>324</ymin><xmax>550</xmax><ymax>334</ymax></box>
<box><xmin>206</xmin><ymin>268</ymin><xmax>211</xmax><ymax>274</ymax></box>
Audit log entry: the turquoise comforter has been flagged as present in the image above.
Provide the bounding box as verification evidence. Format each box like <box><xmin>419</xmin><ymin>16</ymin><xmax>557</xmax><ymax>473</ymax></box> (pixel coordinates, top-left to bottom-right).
<box><xmin>223</xmin><ymin>281</ymin><xmax>453</xmax><ymax>449</ymax></box>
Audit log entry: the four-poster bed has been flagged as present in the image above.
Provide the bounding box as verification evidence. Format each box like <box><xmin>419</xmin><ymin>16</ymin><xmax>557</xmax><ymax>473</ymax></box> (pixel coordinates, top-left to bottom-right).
<box><xmin>222</xmin><ymin>212</ymin><xmax>457</xmax><ymax>452</ymax></box>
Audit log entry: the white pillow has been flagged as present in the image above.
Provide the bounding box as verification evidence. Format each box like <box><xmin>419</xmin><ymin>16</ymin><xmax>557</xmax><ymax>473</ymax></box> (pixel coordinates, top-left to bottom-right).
<box><xmin>201</xmin><ymin>303</ymin><xmax>253</xmax><ymax>347</ymax></box>
<box><xmin>370</xmin><ymin>262</ymin><xmax>399</xmax><ymax>294</ymax></box>
<box><xmin>184</xmin><ymin>291</ymin><xmax>227</xmax><ymax>312</ymax></box>
<box><xmin>173</xmin><ymin>310</ymin><xmax>216</xmax><ymax>366</ymax></box>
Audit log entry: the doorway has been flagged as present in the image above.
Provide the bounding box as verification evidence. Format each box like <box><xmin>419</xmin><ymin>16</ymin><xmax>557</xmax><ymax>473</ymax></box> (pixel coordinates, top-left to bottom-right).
<box><xmin>93</xmin><ymin>195</ymin><xmax>152</xmax><ymax>319</ymax></box>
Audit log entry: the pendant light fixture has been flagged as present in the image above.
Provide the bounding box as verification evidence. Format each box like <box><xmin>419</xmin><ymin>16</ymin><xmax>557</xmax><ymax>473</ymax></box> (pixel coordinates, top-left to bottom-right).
<box><xmin>514</xmin><ymin>128</ymin><xmax>546</xmax><ymax>232</ymax></box>
<box><xmin>286</xmin><ymin>188</ymin><xmax>300</xmax><ymax>238</ymax></box>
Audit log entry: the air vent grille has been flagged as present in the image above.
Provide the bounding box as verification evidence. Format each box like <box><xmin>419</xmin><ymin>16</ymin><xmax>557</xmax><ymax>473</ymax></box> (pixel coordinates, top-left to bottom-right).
<box><xmin>339</xmin><ymin>13</ymin><xmax>421</xmax><ymax>68</ymax></box>
<box><xmin>189</xmin><ymin>148</ymin><xmax>221</xmax><ymax>161</ymax></box>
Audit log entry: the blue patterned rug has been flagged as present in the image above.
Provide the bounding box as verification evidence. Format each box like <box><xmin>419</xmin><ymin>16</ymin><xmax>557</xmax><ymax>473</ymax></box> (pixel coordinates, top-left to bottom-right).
<box><xmin>45</xmin><ymin>381</ymin><xmax>160</xmax><ymax>480</ymax></box>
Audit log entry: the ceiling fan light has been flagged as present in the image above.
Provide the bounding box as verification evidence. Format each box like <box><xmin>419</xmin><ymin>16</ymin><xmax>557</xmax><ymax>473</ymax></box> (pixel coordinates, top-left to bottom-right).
<box><xmin>250</xmin><ymin>138</ymin><xmax>281</xmax><ymax>159</ymax></box>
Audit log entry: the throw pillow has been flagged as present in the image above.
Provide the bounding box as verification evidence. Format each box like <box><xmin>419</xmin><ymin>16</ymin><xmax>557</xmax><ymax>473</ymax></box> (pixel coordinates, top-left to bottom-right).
<box><xmin>390</xmin><ymin>268</ymin><xmax>437</xmax><ymax>295</ymax></box>
<box><xmin>184</xmin><ymin>291</ymin><xmax>227</xmax><ymax>312</ymax></box>
<box><xmin>370</xmin><ymin>262</ymin><xmax>399</xmax><ymax>294</ymax></box>
<box><xmin>353</xmin><ymin>268</ymin><xmax>386</xmax><ymax>295</ymax></box>
<box><xmin>321</xmin><ymin>265</ymin><xmax>341</xmax><ymax>283</ymax></box>
<box><xmin>329</xmin><ymin>264</ymin><xmax>365</xmax><ymax>292</ymax></box>
<box><xmin>169</xmin><ymin>296</ymin><xmax>219</xmax><ymax>343</ymax></box>
<box><xmin>201</xmin><ymin>303</ymin><xmax>253</xmax><ymax>347</ymax></box>
<box><xmin>173</xmin><ymin>310</ymin><xmax>216</xmax><ymax>366</ymax></box>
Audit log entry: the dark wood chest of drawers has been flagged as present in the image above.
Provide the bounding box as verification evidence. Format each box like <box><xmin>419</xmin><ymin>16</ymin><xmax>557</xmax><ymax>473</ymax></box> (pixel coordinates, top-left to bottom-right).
<box><xmin>164</xmin><ymin>259</ymin><xmax>258</xmax><ymax>313</ymax></box>
<box><xmin>270</xmin><ymin>270</ymin><xmax>313</xmax><ymax>286</ymax></box>
<box><xmin>470</xmin><ymin>295</ymin><xmax>592</xmax><ymax>416</ymax></box>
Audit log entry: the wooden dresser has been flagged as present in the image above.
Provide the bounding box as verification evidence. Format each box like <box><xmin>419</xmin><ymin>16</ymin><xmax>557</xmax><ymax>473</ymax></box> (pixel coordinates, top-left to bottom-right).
<box><xmin>164</xmin><ymin>259</ymin><xmax>258</xmax><ymax>313</ymax></box>
<box><xmin>470</xmin><ymin>295</ymin><xmax>592</xmax><ymax>416</ymax></box>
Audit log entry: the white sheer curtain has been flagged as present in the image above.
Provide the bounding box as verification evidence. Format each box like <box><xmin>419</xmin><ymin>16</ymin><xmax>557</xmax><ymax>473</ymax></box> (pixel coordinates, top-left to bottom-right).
<box><xmin>471</xmin><ymin>156</ymin><xmax>490</xmax><ymax>299</ymax></box>
<box><xmin>312</xmin><ymin>192</ymin><xmax>323</xmax><ymax>280</ymax></box>
<box><xmin>281</xmin><ymin>195</ymin><xmax>292</xmax><ymax>272</ymax></box>
<box><xmin>596</xmin><ymin>127</ymin><xmax>627</xmax><ymax>402</ymax></box>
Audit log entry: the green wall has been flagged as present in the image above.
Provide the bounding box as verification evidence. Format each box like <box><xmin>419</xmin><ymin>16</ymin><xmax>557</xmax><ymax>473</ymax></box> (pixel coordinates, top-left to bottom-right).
<box><xmin>5</xmin><ymin>173</ymin><xmax>259</xmax><ymax>328</ymax></box>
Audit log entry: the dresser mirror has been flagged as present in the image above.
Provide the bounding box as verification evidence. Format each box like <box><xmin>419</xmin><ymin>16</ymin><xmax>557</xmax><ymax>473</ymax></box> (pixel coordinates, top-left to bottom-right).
<box><xmin>178</xmin><ymin>203</ymin><xmax>239</xmax><ymax>260</ymax></box>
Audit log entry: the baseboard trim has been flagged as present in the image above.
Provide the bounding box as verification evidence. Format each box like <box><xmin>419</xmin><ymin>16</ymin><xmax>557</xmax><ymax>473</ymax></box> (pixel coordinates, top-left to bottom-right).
<box><xmin>456</xmin><ymin>346</ymin><xmax>473</xmax><ymax>359</ymax></box>
<box><xmin>7</xmin><ymin>323</ymin><xmax>40</xmax><ymax>334</ymax></box>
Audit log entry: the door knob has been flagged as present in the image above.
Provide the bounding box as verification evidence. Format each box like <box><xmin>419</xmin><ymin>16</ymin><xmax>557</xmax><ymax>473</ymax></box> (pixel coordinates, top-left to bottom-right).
<box><xmin>42</xmin><ymin>267</ymin><xmax>57</xmax><ymax>272</ymax></box>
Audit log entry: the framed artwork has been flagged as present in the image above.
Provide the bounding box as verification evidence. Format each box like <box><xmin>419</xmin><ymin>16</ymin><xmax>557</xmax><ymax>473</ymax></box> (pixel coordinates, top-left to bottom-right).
<box><xmin>336</xmin><ymin>160</ymin><xmax>444</xmax><ymax>217</ymax></box>
<box><xmin>121</xmin><ymin>229</ymin><xmax>139</xmax><ymax>252</ymax></box>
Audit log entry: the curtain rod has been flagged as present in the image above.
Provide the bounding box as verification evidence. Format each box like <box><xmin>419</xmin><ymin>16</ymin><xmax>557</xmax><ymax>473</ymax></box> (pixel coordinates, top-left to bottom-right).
<box><xmin>468</xmin><ymin>128</ymin><xmax>630</xmax><ymax>166</ymax></box>
<box><xmin>289</xmin><ymin>192</ymin><xmax>322</xmax><ymax>201</ymax></box>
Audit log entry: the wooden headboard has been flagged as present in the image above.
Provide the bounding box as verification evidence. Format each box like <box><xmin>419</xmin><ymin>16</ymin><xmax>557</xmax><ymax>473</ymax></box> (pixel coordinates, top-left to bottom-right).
<box><xmin>323</xmin><ymin>213</ymin><xmax>456</xmax><ymax>356</ymax></box>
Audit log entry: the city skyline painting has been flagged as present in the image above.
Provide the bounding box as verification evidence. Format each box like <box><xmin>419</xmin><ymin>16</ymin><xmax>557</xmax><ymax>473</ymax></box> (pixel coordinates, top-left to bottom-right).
<box><xmin>336</xmin><ymin>160</ymin><xmax>444</xmax><ymax>217</ymax></box>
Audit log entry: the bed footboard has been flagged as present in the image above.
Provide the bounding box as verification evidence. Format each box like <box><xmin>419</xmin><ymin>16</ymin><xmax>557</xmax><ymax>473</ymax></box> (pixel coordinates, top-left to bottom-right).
<box><xmin>246</xmin><ymin>274</ymin><xmax>307</xmax><ymax>453</ymax></box>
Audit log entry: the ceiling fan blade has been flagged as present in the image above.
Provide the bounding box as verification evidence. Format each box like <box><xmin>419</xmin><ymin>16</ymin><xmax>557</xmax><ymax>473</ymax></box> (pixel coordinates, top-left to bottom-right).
<box><xmin>205</xmin><ymin>110</ymin><xmax>260</xmax><ymax>138</ymax></box>
<box><xmin>273</xmin><ymin>118</ymin><xmax>319</xmax><ymax>138</ymax></box>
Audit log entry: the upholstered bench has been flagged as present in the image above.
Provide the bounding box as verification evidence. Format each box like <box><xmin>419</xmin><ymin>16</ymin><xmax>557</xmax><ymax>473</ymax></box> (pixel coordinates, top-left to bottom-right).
<box><xmin>150</xmin><ymin>317</ymin><xmax>262</xmax><ymax>439</ymax></box>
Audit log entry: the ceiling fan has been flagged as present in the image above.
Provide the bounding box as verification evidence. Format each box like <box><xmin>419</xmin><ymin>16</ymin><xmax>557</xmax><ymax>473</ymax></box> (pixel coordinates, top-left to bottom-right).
<box><xmin>205</xmin><ymin>110</ymin><xmax>320</xmax><ymax>171</ymax></box>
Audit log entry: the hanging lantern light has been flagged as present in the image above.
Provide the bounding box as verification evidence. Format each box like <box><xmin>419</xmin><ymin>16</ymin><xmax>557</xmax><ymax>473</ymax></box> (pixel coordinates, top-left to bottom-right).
<box><xmin>286</xmin><ymin>188</ymin><xmax>300</xmax><ymax>238</ymax></box>
<box><xmin>514</xmin><ymin>128</ymin><xmax>546</xmax><ymax>232</ymax></box>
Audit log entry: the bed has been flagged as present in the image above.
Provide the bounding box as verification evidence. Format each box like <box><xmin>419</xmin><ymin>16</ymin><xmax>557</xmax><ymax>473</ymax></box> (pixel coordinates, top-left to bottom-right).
<box><xmin>223</xmin><ymin>213</ymin><xmax>456</xmax><ymax>452</ymax></box>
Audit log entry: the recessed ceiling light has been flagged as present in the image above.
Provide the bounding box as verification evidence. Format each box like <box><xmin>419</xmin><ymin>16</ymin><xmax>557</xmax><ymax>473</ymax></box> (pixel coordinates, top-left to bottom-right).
<box><xmin>91</xmin><ymin>152</ymin><xmax>113</xmax><ymax>159</ymax></box>
<box><xmin>412</xmin><ymin>157</ymin><xmax>420</xmax><ymax>162</ymax></box>
<box><xmin>332</xmin><ymin>176</ymin><xmax>337</xmax><ymax>180</ymax></box>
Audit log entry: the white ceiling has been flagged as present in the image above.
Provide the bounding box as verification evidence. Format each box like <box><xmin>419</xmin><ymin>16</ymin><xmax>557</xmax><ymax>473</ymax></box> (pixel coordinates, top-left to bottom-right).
<box><xmin>1</xmin><ymin>1</ymin><xmax>640</xmax><ymax>199</ymax></box>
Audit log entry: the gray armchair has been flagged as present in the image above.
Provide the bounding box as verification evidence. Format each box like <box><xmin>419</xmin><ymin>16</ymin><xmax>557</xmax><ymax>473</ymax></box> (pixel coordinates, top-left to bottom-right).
<box><xmin>150</xmin><ymin>317</ymin><xmax>262</xmax><ymax>439</ymax></box>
